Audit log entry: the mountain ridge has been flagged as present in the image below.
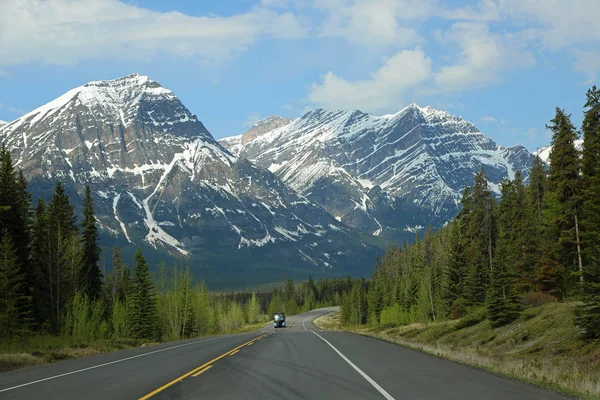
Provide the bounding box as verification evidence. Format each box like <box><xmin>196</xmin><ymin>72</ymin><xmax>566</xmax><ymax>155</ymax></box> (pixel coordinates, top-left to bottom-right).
<box><xmin>0</xmin><ymin>74</ymin><xmax>383</xmax><ymax>281</ymax></box>
<box><xmin>220</xmin><ymin>103</ymin><xmax>533</xmax><ymax>240</ymax></box>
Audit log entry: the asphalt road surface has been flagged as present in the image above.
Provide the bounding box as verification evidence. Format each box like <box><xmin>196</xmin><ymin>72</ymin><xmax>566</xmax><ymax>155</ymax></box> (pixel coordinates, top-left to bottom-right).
<box><xmin>0</xmin><ymin>307</ymin><xmax>569</xmax><ymax>399</ymax></box>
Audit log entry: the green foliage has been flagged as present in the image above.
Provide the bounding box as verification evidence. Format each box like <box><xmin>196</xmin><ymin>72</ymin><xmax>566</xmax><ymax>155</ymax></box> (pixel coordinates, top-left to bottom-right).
<box><xmin>455</xmin><ymin>307</ymin><xmax>487</xmax><ymax>329</ymax></box>
<box><xmin>245</xmin><ymin>292</ymin><xmax>262</xmax><ymax>324</ymax></box>
<box><xmin>64</xmin><ymin>292</ymin><xmax>109</xmax><ymax>342</ymax></box>
<box><xmin>577</xmin><ymin>86</ymin><xmax>600</xmax><ymax>338</ymax></box>
<box><xmin>547</xmin><ymin>108</ymin><xmax>583</xmax><ymax>291</ymax></box>
<box><xmin>129</xmin><ymin>249</ymin><xmax>159</xmax><ymax>341</ymax></box>
<box><xmin>0</xmin><ymin>231</ymin><xmax>31</xmax><ymax>337</ymax></box>
<box><xmin>79</xmin><ymin>186</ymin><xmax>102</xmax><ymax>299</ymax></box>
<box><xmin>487</xmin><ymin>174</ymin><xmax>524</xmax><ymax>326</ymax></box>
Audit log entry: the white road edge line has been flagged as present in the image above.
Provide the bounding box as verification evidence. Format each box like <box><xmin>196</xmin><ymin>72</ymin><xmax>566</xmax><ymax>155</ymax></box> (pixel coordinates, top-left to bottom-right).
<box><xmin>310</xmin><ymin>330</ymin><xmax>395</xmax><ymax>400</ymax></box>
<box><xmin>0</xmin><ymin>336</ymin><xmax>224</xmax><ymax>394</ymax></box>
<box><xmin>302</xmin><ymin>316</ymin><xmax>310</xmax><ymax>331</ymax></box>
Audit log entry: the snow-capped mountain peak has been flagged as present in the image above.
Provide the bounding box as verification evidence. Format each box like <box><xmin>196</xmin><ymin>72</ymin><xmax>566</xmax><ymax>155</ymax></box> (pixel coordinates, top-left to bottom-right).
<box><xmin>0</xmin><ymin>74</ymin><xmax>378</xmax><ymax>272</ymax></box>
<box><xmin>220</xmin><ymin>104</ymin><xmax>533</xmax><ymax>241</ymax></box>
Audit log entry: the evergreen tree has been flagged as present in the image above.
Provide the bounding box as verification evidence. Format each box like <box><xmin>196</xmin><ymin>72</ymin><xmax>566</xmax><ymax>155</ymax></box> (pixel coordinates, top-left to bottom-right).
<box><xmin>547</xmin><ymin>108</ymin><xmax>583</xmax><ymax>287</ymax></box>
<box><xmin>80</xmin><ymin>186</ymin><xmax>102</xmax><ymax>299</ymax></box>
<box><xmin>31</xmin><ymin>183</ymin><xmax>80</xmax><ymax>332</ymax></box>
<box><xmin>367</xmin><ymin>273</ymin><xmax>384</xmax><ymax>324</ymax></box>
<box><xmin>521</xmin><ymin>156</ymin><xmax>548</xmax><ymax>292</ymax></box>
<box><xmin>0</xmin><ymin>147</ymin><xmax>32</xmax><ymax>296</ymax></box>
<box><xmin>538</xmin><ymin>191</ymin><xmax>566</xmax><ymax>298</ymax></box>
<box><xmin>464</xmin><ymin>168</ymin><xmax>497</xmax><ymax>306</ymax></box>
<box><xmin>444</xmin><ymin>220</ymin><xmax>468</xmax><ymax>317</ymax></box>
<box><xmin>576</xmin><ymin>86</ymin><xmax>600</xmax><ymax>338</ymax></box>
<box><xmin>111</xmin><ymin>245</ymin><xmax>127</xmax><ymax>301</ymax></box>
<box><xmin>130</xmin><ymin>248</ymin><xmax>159</xmax><ymax>340</ymax></box>
<box><xmin>0</xmin><ymin>231</ymin><xmax>30</xmax><ymax>336</ymax></box>
<box><xmin>487</xmin><ymin>176</ymin><xmax>523</xmax><ymax>326</ymax></box>
<box><xmin>31</xmin><ymin>198</ymin><xmax>49</xmax><ymax>326</ymax></box>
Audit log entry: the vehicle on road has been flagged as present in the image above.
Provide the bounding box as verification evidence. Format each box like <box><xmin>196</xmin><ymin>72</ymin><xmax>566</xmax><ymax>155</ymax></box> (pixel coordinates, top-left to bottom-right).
<box><xmin>273</xmin><ymin>312</ymin><xmax>286</xmax><ymax>328</ymax></box>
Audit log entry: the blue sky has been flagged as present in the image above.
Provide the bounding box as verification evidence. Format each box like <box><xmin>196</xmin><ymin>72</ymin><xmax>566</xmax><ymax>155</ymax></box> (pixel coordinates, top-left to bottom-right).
<box><xmin>0</xmin><ymin>0</ymin><xmax>599</xmax><ymax>152</ymax></box>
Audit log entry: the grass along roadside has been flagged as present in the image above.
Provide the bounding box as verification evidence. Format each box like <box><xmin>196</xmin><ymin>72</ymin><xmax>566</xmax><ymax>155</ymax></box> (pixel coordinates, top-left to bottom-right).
<box><xmin>0</xmin><ymin>322</ymin><xmax>266</xmax><ymax>374</ymax></box>
<box><xmin>314</xmin><ymin>302</ymin><xmax>600</xmax><ymax>400</ymax></box>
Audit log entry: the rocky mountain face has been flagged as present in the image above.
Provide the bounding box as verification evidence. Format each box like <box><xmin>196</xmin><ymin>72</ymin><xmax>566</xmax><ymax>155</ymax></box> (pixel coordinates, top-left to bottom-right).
<box><xmin>221</xmin><ymin>105</ymin><xmax>534</xmax><ymax>240</ymax></box>
<box><xmin>0</xmin><ymin>74</ymin><xmax>381</xmax><ymax>283</ymax></box>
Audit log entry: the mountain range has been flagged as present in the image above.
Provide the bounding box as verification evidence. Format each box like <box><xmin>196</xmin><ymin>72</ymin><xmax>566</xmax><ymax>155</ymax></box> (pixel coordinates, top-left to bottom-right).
<box><xmin>0</xmin><ymin>74</ymin><xmax>536</xmax><ymax>287</ymax></box>
<box><xmin>220</xmin><ymin>106</ymin><xmax>533</xmax><ymax>241</ymax></box>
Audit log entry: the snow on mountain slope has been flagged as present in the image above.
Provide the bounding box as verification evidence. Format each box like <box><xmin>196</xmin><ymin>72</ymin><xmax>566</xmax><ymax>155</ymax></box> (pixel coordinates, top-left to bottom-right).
<box><xmin>533</xmin><ymin>139</ymin><xmax>583</xmax><ymax>164</ymax></box>
<box><xmin>220</xmin><ymin>104</ymin><xmax>533</xmax><ymax>239</ymax></box>
<box><xmin>0</xmin><ymin>74</ymin><xmax>380</xmax><ymax>272</ymax></box>
<box><xmin>0</xmin><ymin>120</ymin><xmax>7</xmax><ymax>127</ymax></box>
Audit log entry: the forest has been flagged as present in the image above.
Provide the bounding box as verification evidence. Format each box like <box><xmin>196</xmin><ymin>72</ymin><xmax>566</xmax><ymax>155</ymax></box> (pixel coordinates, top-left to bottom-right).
<box><xmin>0</xmin><ymin>150</ymin><xmax>352</xmax><ymax>345</ymax></box>
<box><xmin>341</xmin><ymin>86</ymin><xmax>600</xmax><ymax>339</ymax></box>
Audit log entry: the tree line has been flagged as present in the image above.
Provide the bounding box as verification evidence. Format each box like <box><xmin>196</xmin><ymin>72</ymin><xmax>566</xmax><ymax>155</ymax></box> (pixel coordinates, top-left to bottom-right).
<box><xmin>341</xmin><ymin>86</ymin><xmax>600</xmax><ymax>339</ymax></box>
<box><xmin>0</xmin><ymin>158</ymin><xmax>353</xmax><ymax>342</ymax></box>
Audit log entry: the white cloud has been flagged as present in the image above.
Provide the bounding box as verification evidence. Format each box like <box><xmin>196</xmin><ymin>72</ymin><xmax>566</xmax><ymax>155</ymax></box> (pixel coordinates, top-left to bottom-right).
<box><xmin>573</xmin><ymin>49</ymin><xmax>600</xmax><ymax>85</ymax></box>
<box><xmin>0</xmin><ymin>0</ymin><xmax>307</xmax><ymax>66</ymax></box>
<box><xmin>481</xmin><ymin>116</ymin><xmax>497</xmax><ymax>122</ymax></box>
<box><xmin>493</xmin><ymin>0</ymin><xmax>600</xmax><ymax>51</ymax></box>
<box><xmin>309</xmin><ymin>48</ymin><xmax>432</xmax><ymax>111</ymax></box>
<box><xmin>314</xmin><ymin>0</ymin><xmax>432</xmax><ymax>47</ymax></box>
<box><xmin>435</xmin><ymin>22</ymin><xmax>534</xmax><ymax>92</ymax></box>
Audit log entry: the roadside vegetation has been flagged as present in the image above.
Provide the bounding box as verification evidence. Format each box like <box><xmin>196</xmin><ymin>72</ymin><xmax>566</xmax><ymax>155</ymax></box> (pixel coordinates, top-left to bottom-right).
<box><xmin>326</xmin><ymin>86</ymin><xmax>600</xmax><ymax>399</ymax></box>
<box><xmin>316</xmin><ymin>302</ymin><xmax>600</xmax><ymax>399</ymax></box>
<box><xmin>0</xmin><ymin>144</ymin><xmax>351</xmax><ymax>372</ymax></box>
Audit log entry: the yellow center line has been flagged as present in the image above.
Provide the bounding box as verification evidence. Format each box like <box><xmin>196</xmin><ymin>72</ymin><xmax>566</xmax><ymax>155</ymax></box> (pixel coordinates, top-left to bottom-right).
<box><xmin>247</xmin><ymin>343</ymin><xmax>253</xmax><ymax>346</ymax></box>
<box><xmin>191</xmin><ymin>365</ymin><xmax>212</xmax><ymax>377</ymax></box>
<box><xmin>139</xmin><ymin>334</ymin><xmax>267</xmax><ymax>400</ymax></box>
<box><xmin>229</xmin><ymin>350</ymin><xmax>240</xmax><ymax>356</ymax></box>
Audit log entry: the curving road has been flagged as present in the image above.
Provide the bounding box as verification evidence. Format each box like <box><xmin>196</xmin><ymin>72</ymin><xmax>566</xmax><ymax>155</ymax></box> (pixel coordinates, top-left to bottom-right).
<box><xmin>0</xmin><ymin>308</ymin><xmax>568</xmax><ymax>399</ymax></box>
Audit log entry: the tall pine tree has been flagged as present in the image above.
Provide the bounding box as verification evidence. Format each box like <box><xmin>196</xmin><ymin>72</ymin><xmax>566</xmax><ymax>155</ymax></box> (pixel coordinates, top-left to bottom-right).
<box><xmin>464</xmin><ymin>168</ymin><xmax>497</xmax><ymax>306</ymax></box>
<box><xmin>80</xmin><ymin>186</ymin><xmax>102</xmax><ymax>299</ymax></box>
<box><xmin>547</xmin><ymin>108</ymin><xmax>583</xmax><ymax>289</ymax></box>
<box><xmin>130</xmin><ymin>248</ymin><xmax>159</xmax><ymax>341</ymax></box>
<box><xmin>576</xmin><ymin>86</ymin><xmax>600</xmax><ymax>338</ymax></box>
<box><xmin>521</xmin><ymin>156</ymin><xmax>548</xmax><ymax>292</ymax></box>
<box><xmin>0</xmin><ymin>147</ymin><xmax>32</xmax><ymax>301</ymax></box>
<box><xmin>487</xmin><ymin>175</ymin><xmax>523</xmax><ymax>326</ymax></box>
<box><xmin>0</xmin><ymin>231</ymin><xmax>31</xmax><ymax>336</ymax></box>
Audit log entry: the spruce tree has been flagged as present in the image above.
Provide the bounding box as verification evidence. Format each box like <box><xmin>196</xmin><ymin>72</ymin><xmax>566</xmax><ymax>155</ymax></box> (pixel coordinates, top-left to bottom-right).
<box><xmin>111</xmin><ymin>245</ymin><xmax>127</xmax><ymax>301</ymax></box>
<box><xmin>464</xmin><ymin>168</ymin><xmax>496</xmax><ymax>306</ymax></box>
<box><xmin>0</xmin><ymin>231</ymin><xmax>30</xmax><ymax>336</ymax></box>
<box><xmin>444</xmin><ymin>220</ymin><xmax>468</xmax><ymax>317</ymax></box>
<box><xmin>31</xmin><ymin>199</ymin><xmax>50</xmax><ymax>326</ymax></box>
<box><xmin>0</xmin><ymin>148</ymin><xmax>32</xmax><ymax>297</ymax></box>
<box><xmin>80</xmin><ymin>186</ymin><xmax>102</xmax><ymax>299</ymax></box>
<box><xmin>130</xmin><ymin>248</ymin><xmax>159</xmax><ymax>340</ymax></box>
<box><xmin>576</xmin><ymin>86</ymin><xmax>600</xmax><ymax>338</ymax></box>
<box><xmin>487</xmin><ymin>176</ymin><xmax>523</xmax><ymax>326</ymax></box>
<box><xmin>521</xmin><ymin>156</ymin><xmax>548</xmax><ymax>292</ymax></box>
<box><xmin>547</xmin><ymin>108</ymin><xmax>583</xmax><ymax>287</ymax></box>
<box><xmin>42</xmin><ymin>182</ymin><xmax>79</xmax><ymax>332</ymax></box>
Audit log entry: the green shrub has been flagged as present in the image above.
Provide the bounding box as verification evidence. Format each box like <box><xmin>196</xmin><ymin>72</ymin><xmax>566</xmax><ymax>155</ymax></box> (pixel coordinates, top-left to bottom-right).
<box><xmin>456</xmin><ymin>307</ymin><xmax>487</xmax><ymax>329</ymax></box>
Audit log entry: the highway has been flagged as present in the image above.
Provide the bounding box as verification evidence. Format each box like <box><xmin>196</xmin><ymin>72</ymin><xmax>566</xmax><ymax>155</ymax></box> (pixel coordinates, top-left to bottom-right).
<box><xmin>0</xmin><ymin>307</ymin><xmax>568</xmax><ymax>399</ymax></box>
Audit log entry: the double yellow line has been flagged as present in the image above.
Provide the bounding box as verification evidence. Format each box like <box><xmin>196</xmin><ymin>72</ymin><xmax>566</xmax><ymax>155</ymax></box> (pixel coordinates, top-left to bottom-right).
<box><xmin>139</xmin><ymin>334</ymin><xmax>269</xmax><ymax>399</ymax></box>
